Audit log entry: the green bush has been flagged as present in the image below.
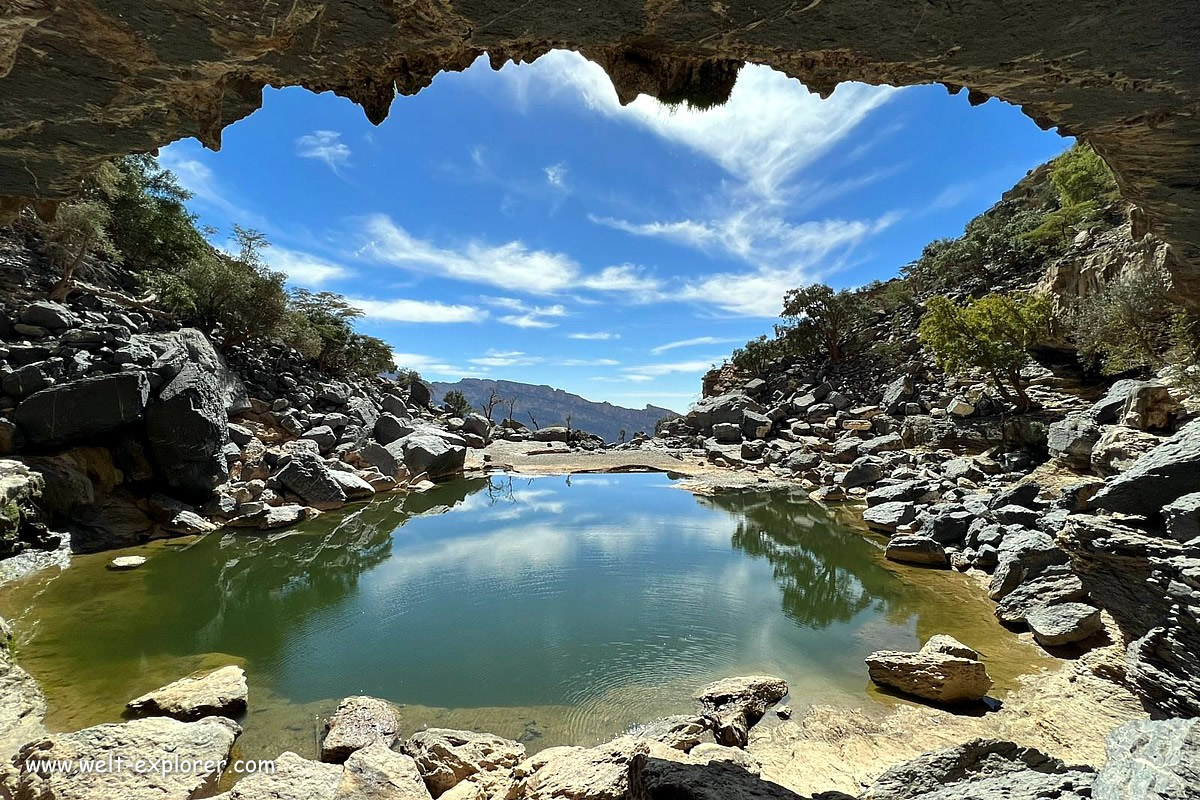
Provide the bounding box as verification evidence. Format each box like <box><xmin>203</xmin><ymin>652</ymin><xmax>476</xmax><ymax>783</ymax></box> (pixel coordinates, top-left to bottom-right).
<box><xmin>443</xmin><ymin>389</ymin><xmax>471</xmax><ymax>417</ymax></box>
<box><xmin>730</xmin><ymin>334</ymin><xmax>786</xmax><ymax>376</ymax></box>
<box><xmin>1022</xmin><ymin>143</ymin><xmax>1121</xmax><ymax>249</ymax></box>
<box><xmin>285</xmin><ymin>289</ymin><xmax>393</xmax><ymax>377</ymax></box>
<box><xmin>901</xmin><ymin>207</ymin><xmax>1044</xmax><ymax>295</ymax></box>
<box><xmin>105</xmin><ymin>155</ymin><xmax>207</xmax><ymax>273</ymax></box>
<box><xmin>1071</xmin><ymin>265</ymin><xmax>1173</xmax><ymax>375</ymax></box>
<box><xmin>41</xmin><ymin>200</ymin><xmax>119</xmax><ymax>299</ymax></box>
<box><xmin>919</xmin><ymin>292</ymin><xmax>1052</xmax><ymax>410</ymax></box>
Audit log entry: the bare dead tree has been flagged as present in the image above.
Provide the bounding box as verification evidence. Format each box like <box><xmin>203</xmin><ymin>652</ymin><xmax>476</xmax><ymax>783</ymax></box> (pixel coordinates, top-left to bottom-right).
<box><xmin>505</xmin><ymin>397</ymin><xmax>517</xmax><ymax>423</ymax></box>
<box><xmin>527</xmin><ymin>411</ymin><xmax>539</xmax><ymax>430</ymax></box>
<box><xmin>481</xmin><ymin>388</ymin><xmax>502</xmax><ymax>421</ymax></box>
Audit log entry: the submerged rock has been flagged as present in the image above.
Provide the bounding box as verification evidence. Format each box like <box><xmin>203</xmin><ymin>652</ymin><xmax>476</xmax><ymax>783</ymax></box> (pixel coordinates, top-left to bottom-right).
<box><xmin>694</xmin><ymin>675</ymin><xmax>788</xmax><ymax>748</ymax></box>
<box><xmin>108</xmin><ymin>555</ymin><xmax>147</xmax><ymax>570</ymax></box>
<box><xmin>127</xmin><ymin>665</ymin><xmax>248</xmax><ymax>721</ymax></box>
<box><xmin>321</xmin><ymin>696</ymin><xmax>400</xmax><ymax>764</ymax></box>
<box><xmin>866</xmin><ymin>636</ymin><xmax>992</xmax><ymax>704</ymax></box>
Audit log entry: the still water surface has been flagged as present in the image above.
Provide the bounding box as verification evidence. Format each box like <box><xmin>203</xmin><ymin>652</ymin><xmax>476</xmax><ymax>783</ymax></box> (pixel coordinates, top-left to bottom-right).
<box><xmin>0</xmin><ymin>473</ymin><xmax>1045</xmax><ymax>758</ymax></box>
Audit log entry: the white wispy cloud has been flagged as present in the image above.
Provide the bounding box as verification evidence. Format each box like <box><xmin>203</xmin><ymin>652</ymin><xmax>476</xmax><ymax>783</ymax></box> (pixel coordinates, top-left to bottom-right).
<box><xmin>349</xmin><ymin>298</ymin><xmax>485</xmax><ymax>323</ymax></box>
<box><xmin>650</xmin><ymin>336</ymin><xmax>742</xmax><ymax>355</ymax></box>
<box><xmin>469</xmin><ymin>349</ymin><xmax>541</xmax><ymax>367</ymax></box>
<box><xmin>296</xmin><ymin>130</ymin><xmax>351</xmax><ymax>171</ymax></box>
<box><xmin>264</xmin><ymin>245</ymin><xmax>350</xmax><ymax>287</ymax></box>
<box><xmin>492</xmin><ymin>50</ymin><xmax>896</xmax><ymax>201</ymax></box>
<box><xmin>560</xmin><ymin>358</ymin><xmax>620</xmax><ymax>367</ymax></box>
<box><xmin>391</xmin><ymin>351</ymin><xmax>487</xmax><ymax>378</ymax></box>
<box><xmin>569</xmin><ymin>331</ymin><xmax>620</xmax><ymax>340</ymax></box>
<box><xmin>579</xmin><ymin>264</ymin><xmax>664</xmax><ymax>301</ymax></box>
<box><xmin>359</xmin><ymin>215</ymin><xmax>581</xmax><ymax>294</ymax></box>
<box><xmin>482</xmin><ymin>296</ymin><xmax>569</xmax><ymax>328</ymax></box>
<box><xmin>622</xmin><ymin>359</ymin><xmax>716</xmax><ymax>377</ymax></box>
<box><xmin>544</xmin><ymin>162</ymin><xmax>568</xmax><ymax>190</ymax></box>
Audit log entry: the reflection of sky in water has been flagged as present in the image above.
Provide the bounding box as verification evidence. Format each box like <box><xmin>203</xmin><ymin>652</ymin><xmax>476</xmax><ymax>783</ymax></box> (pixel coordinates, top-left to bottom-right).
<box><xmin>5</xmin><ymin>472</ymin><xmax>1039</xmax><ymax>750</ymax></box>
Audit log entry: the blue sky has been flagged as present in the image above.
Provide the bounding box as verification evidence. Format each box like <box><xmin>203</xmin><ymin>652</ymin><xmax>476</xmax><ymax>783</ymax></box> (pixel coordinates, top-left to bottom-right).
<box><xmin>160</xmin><ymin>51</ymin><xmax>1070</xmax><ymax>412</ymax></box>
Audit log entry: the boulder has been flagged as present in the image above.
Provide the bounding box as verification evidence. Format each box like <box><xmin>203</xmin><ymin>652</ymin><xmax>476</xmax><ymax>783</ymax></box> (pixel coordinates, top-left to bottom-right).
<box><xmin>1025</xmin><ymin>602</ymin><xmax>1103</xmax><ymax>647</ymax></box>
<box><xmin>146</xmin><ymin>362</ymin><xmax>231</xmax><ymax>497</ymax></box>
<box><xmin>862</xmin><ymin>738</ymin><xmax>1093</xmax><ymax>800</ymax></box>
<box><xmin>329</xmin><ymin>470</ymin><xmax>376</xmax><ymax>500</ymax></box>
<box><xmin>1121</xmin><ymin>382</ymin><xmax>1180</xmax><ymax>431</ymax></box>
<box><xmin>212</xmin><ymin>751</ymin><xmax>341</xmax><ymax>800</ymax></box>
<box><xmin>1089</xmin><ymin>378</ymin><xmax>1144</xmax><ymax>424</ymax></box>
<box><xmin>885</xmin><ymin>535</ymin><xmax>948</xmax><ymax>567</ymax></box>
<box><xmin>385</xmin><ymin>434</ymin><xmax>465</xmax><ymax>480</ymax></box>
<box><xmin>947</xmin><ymin>398</ymin><xmax>975</xmax><ymax>417</ymax></box>
<box><xmin>1091</xmin><ymin>426</ymin><xmax>1163</xmax><ymax>476</ymax></box>
<box><xmin>863</xmin><ymin>501</ymin><xmax>916</xmax><ymax>534</ymax></box>
<box><xmin>741</xmin><ymin>410</ymin><xmax>772</xmax><ymax>440</ymax></box>
<box><xmin>686</xmin><ymin>393</ymin><xmax>765</xmax><ymax>433</ymax></box>
<box><xmin>322</xmin><ymin>696</ymin><xmax>400</xmax><ymax>763</ymax></box>
<box><xmin>127</xmin><ymin>665</ymin><xmax>248</xmax><ymax>721</ymax></box>
<box><xmin>276</xmin><ymin>451</ymin><xmax>347</xmax><ymax>510</ymax></box>
<box><xmin>374</xmin><ymin>414</ymin><xmax>415</xmax><ymax>446</ymax></box>
<box><xmin>994</xmin><ymin>566</ymin><xmax>1088</xmax><ymax>625</ymax></box>
<box><xmin>841</xmin><ymin>456</ymin><xmax>883</xmax><ymax>489</ymax></box>
<box><xmin>859</xmin><ymin>432</ymin><xmax>904</xmax><ymax>455</ymax></box>
<box><xmin>1162</xmin><ymin>492</ymin><xmax>1200</xmax><ymax>542</ymax></box>
<box><xmin>358</xmin><ymin>442</ymin><xmax>401</xmax><ymax>479</ymax></box>
<box><xmin>865</xmin><ymin>637</ymin><xmax>993</xmax><ymax>703</ymax></box>
<box><xmin>1094</xmin><ymin>718</ymin><xmax>1200</xmax><ymax>800</ymax></box>
<box><xmin>13</xmin><ymin>372</ymin><xmax>150</xmax><ymax>447</ymax></box>
<box><xmin>0</xmin><ymin>459</ymin><xmax>46</xmax><ymax>558</ymax></box>
<box><xmin>381</xmin><ymin>394</ymin><xmax>409</xmax><ymax>417</ymax></box>
<box><xmin>10</xmin><ymin>716</ymin><xmax>239</xmax><ymax>800</ymax></box>
<box><xmin>404</xmin><ymin>728</ymin><xmax>525</xmax><ymax>797</ymax></box>
<box><xmin>302</xmin><ymin>425</ymin><xmax>338</xmax><ymax>453</ymax></box>
<box><xmin>921</xmin><ymin>634</ymin><xmax>980</xmax><ymax>660</ymax></box>
<box><xmin>865</xmin><ymin>480</ymin><xmax>934</xmax><ymax>507</ymax></box>
<box><xmin>922</xmin><ymin>505</ymin><xmax>973</xmax><ymax>544</ymax></box>
<box><xmin>882</xmin><ymin>375</ymin><xmax>914</xmax><ymax>414</ymax></box>
<box><xmin>532</xmin><ymin>426</ymin><xmax>570</xmax><ymax>443</ymax></box>
<box><xmin>338</xmin><ymin>740</ymin><xmax>433</xmax><ymax>800</ymax></box>
<box><xmin>149</xmin><ymin>329</ymin><xmax>249</xmax><ymax>415</ymax></box>
<box><xmin>461</xmin><ymin>413</ymin><xmax>490</xmax><ymax>440</ymax></box>
<box><xmin>1092</xmin><ymin>418</ymin><xmax>1200</xmax><ymax>517</ymax></box>
<box><xmin>109</xmin><ymin>555</ymin><xmax>147</xmax><ymax>570</ymax></box>
<box><xmin>628</xmin><ymin>715</ymin><xmax>706</xmax><ymax>751</ymax></box>
<box><xmin>1047</xmin><ymin>412</ymin><xmax>1101</xmax><ymax>470</ymax></box>
<box><xmin>712</xmin><ymin>422</ymin><xmax>742</xmax><ymax>443</ymax></box>
<box><xmin>520</xmin><ymin>737</ymin><xmax>646</xmax><ymax>800</ymax></box>
<box><xmin>19</xmin><ymin>301</ymin><xmax>75</xmax><ymax>329</ymax></box>
<box><xmin>694</xmin><ymin>675</ymin><xmax>787</xmax><ymax>748</ymax></box>
<box><xmin>408</xmin><ymin>380</ymin><xmax>433</xmax><ymax>408</ymax></box>
<box><xmin>989</xmin><ymin>481</ymin><xmax>1041</xmax><ymax>510</ymax></box>
<box><xmin>992</xmin><ymin>504</ymin><xmax>1040</xmax><ymax>528</ymax></box>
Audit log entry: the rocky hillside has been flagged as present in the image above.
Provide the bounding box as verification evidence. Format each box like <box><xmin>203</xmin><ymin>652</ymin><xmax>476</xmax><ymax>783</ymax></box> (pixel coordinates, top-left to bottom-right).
<box><xmin>429</xmin><ymin>378</ymin><xmax>677</xmax><ymax>442</ymax></box>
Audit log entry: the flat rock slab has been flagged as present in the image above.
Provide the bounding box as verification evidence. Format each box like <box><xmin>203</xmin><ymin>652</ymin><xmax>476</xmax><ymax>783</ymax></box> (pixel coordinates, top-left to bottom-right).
<box><xmin>10</xmin><ymin>716</ymin><xmax>239</xmax><ymax>800</ymax></box>
<box><xmin>127</xmin><ymin>665</ymin><xmax>248</xmax><ymax>721</ymax></box>
<box><xmin>1026</xmin><ymin>603</ymin><xmax>1103</xmax><ymax>647</ymax></box>
<box><xmin>866</xmin><ymin>637</ymin><xmax>993</xmax><ymax>704</ymax></box>
<box><xmin>109</xmin><ymin>555</ymin><xmax>147</xmax><ymax>570</ymax></box>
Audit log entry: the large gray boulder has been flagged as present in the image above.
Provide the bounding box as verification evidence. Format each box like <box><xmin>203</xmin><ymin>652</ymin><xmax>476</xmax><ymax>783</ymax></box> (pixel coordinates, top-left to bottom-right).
<box><xmin>862</xmin><ymin>738</ymin><xmax>1093</xmax><ymax>800</ymax></box>
<box><xmin>148</xmin><ymin>328</ymin><xmax>249</xmax><ymax>414</ymax></box>
<box><xmin>881</xmin><ymin>375</ymin><xmax>914</xmax><ymax>414</ymax></box>
<box><xmin>694</xmin><ymin>675</ymin><xmax>787</xmax><ymax>747</ymax></box>
<box><xmin>863</xmin><ymin>501</ymin><xmax>917</xmax><ymax>534</ymax></box>
<box><xmin>13</xmin><ymin>372</ymin><xmax>150</xmax><ymax>447</ymax></box>
<box><xmin>385</xmin><ymin>434</ymin><xmax>465</xmax><ymax>480</ymax></box>
<box><xmin>1047</xmin><ymin>412</ymin><xmax>1101</xmax><ymax>470</ymax></box>
<box><xmin>520</xmin><ymin>737</ymin><xmax>646</xmax><ymax>800</ymax></box>
<box><xmin>408</xmin><ymin>380</ymin><xmax>433</xmax><ymax>408</ymax></box>
<box><xmin>866</xmin><ymin>636</ymin><xmax>992</xmax><ymax>704</ymax></box>
<box><xmin>374</xmin><ymin>413</ymin><xmax>414</xmax><ymax>446</ymax></box>
<box><xmin>686</xmin><ymin>393</ymin><xmax>765</xmax><ymax>433</ymax></box>
<box><xmin>9</xmin><ymin>716</ymin><xmax>240</xmax><ymax>800</ymax></box>
<box><xmin>1025</xmin><ymin>602</ymin><xmax>1102</xmax><ymax>647</ymax></box>
<box><xmin>1094</xmin><ymin>718</ymin><xmax>1200</xmax><ymax>800</ymax></box>
<box><xmin>146</xmin><ymin>362</ymin><xmax>231</xmax><ymax>497</ymax></box>
<box><xmin>1092</xmin><ymin>418</ymin><xmax>1200</xmax><ymax>517</ymax></box>
<box><xmin>885</xmin><ymin>535</ymin><xmax>948</xmax><ymax>567</ymax></box>
<box><xmin>126</xmin><ymin>665</ymin><xmax>248</xmax><ymax>721</ymax></box>
<box><xmin>1162</xmin><ymin>491</ymin><xmax>1200</xmax><ymax>542</ymax></box>
<box><xmin>338</xmin><ymin>740</ymin><xmax>433</xmax><ymax>800</ymax></box>
<box><xmin>276</xmin><ymin>450</ymin><xmax>346</xmax><ymax>510</ymax></box>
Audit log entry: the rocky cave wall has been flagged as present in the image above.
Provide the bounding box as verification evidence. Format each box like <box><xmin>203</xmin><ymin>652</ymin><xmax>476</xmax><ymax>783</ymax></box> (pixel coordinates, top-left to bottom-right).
<box><xmin>1</xmin><ymin>1</ymin><xmax>1199</xmax><ymax>284</ymax></box>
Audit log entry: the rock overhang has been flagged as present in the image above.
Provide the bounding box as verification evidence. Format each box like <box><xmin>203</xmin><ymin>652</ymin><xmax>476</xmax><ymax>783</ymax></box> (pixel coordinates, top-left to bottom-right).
<box><xmin>1</xmin><ymin>0</ymin><xmax>1199</xmax><ymax>279</ymax></box>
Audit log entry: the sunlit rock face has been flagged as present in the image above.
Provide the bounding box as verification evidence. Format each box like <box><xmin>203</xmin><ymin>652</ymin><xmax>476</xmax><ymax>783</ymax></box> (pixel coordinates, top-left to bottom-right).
<box><xmin>1</xmin><ymin>1</ymin><xmax>1199</xmax><ymax>272</ymax></box>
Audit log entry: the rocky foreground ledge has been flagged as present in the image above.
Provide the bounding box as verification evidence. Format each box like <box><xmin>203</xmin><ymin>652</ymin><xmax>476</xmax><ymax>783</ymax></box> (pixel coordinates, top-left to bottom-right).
<box><xmin>1</xmin><ymin>662</ymin><xmax>1196</xmax><ymax>800</ymax></box>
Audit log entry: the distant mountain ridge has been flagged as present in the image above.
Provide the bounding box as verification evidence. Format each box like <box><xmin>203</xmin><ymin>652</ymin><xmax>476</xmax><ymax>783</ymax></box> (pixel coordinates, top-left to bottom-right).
<box><xmin>428</xmin><ymin>378</ymin><xmax>679</xmax><ymax>442</ymax></box>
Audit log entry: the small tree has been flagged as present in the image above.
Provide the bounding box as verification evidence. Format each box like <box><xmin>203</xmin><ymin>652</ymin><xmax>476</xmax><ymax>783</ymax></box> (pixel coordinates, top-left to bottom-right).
<box><xmin>504</xmin><ymin>397</ymin><xmax>517</xmax><ymax>424</ymax></box>
<box><xmin>1024</xmin><ymin>143</ymin><xmax>1122</xmax><ymax>249</ymax></box>
<box><xmin>777</xmin><ymin>283</ymin><xmax>868</xmax><ymax>363</ymax></box>
<box><xmin>443</xmin><ymin>390</ymin><xmax>471</xmax><ymax>417</ymax></box>
<box><xmin>730</xmin><ymin>334</ymin><xmax>785</xmax><ymax>376</ymax></box>
<box><xmin>919</xmin><ymin>292</ymin><xmax>1053</xmax><ymax>411</ymax></box>
<box><xmin>42</xmin><ymin>200</ymin><xmax>119</xmax><ymax>300</ymax></box>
